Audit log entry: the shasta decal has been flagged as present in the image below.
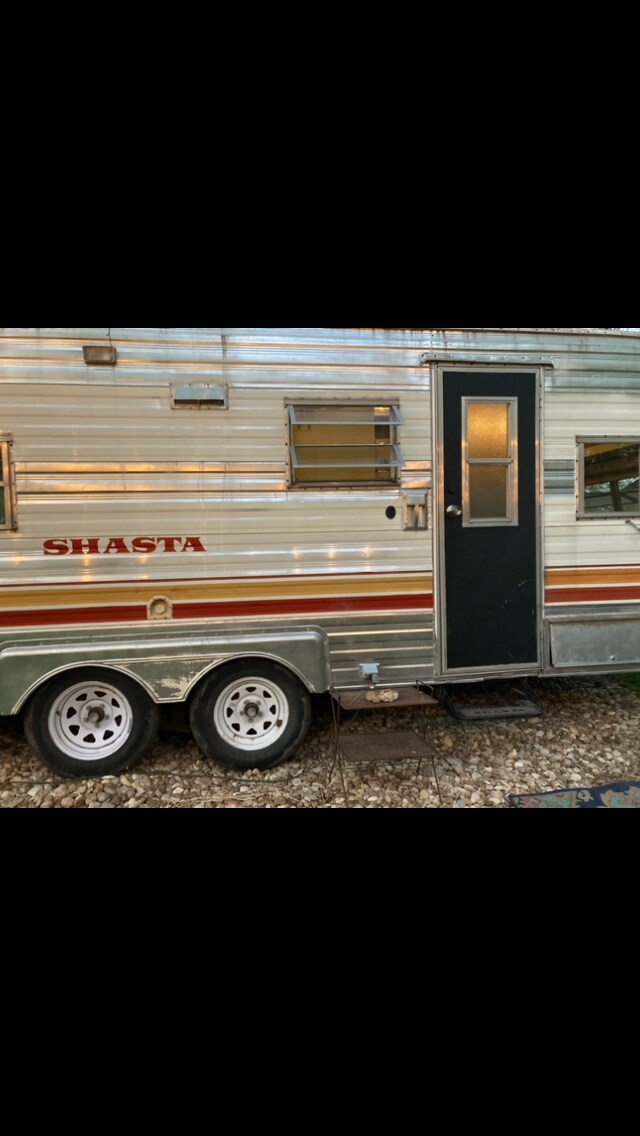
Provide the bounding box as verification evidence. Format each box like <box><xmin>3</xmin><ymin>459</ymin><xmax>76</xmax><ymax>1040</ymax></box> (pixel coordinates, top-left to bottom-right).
<box><xmin>44</xmin><ymin>537</ymin><xmax>207</xmax><ymax>556</ymax></box>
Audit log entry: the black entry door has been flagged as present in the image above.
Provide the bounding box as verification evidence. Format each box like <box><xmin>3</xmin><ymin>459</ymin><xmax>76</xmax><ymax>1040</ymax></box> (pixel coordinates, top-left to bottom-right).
<box><xmin>441</xmin><ymin>371</ymin><xmax>540</xmax><ymax>672</ymax></box>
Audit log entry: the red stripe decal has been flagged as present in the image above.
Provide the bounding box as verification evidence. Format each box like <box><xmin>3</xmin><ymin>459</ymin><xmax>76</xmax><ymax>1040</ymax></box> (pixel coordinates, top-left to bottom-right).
<box><xmin>546</xmin><ymin>586</ymin><xmax>640</xmax><ymax>604</ymax></box>
<box><xmin>0</xmin><ymin>605</ymin><xmax>150</xmax><ymax>628</ymax></box>
<box><xmin>0</xmin><ymin>593</ymin><xmax>433</xmax><ymax>629</ymax></box>
<box><xmin>175</xmin><ymin>595</ymin><xmax>433</xmax><ymax>620</ymax></box>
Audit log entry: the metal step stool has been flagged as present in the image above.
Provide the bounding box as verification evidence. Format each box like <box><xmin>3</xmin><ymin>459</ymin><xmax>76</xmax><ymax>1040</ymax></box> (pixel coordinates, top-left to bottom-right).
<box><xmin>330</xmin><ymin>685</ymin><xmax>442</xmax><ymax>806</ymax></box>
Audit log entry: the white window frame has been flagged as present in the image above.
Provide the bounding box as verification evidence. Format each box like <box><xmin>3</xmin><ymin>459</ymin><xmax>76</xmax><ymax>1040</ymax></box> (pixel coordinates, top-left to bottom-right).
<box><xmin>462</xmin><ymin>397</ymin><xmax>519</xmax><ymax>528</ymax></box>
<box><xmin>0</xmin><ymin>435</ymin><xmax>16</xmax><ymax>531</ymax></box>
<box><xmin>578</xmin><ymin>436</ymin><xmax>640</xmax><ymax>519</ymax></box>
<box><xmin>287</xmin><ymin>403</ymin><xmax>403</xmax><ymax>488</ymax></box>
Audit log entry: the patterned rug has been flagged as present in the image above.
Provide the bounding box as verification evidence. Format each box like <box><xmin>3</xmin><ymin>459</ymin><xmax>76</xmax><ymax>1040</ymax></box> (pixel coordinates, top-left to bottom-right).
<box><xmin>509</xmin><ymin>782</ymin><xmax>640</xmax><ymax>808</ymax></box>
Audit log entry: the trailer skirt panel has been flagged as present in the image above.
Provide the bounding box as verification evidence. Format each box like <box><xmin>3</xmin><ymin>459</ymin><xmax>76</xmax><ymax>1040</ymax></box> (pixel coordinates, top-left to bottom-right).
<box><xmin>549</xmin><ymin>616</ymin><xmax>640</xmax><ymax>670</ymax></box>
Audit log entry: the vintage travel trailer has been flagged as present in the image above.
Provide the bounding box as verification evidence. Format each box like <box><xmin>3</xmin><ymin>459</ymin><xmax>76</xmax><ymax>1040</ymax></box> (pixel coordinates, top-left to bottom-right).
<box><xmin>1</xmin><ymin>327</ymin><xmax>639</xmax><ymax>776</ymax></box>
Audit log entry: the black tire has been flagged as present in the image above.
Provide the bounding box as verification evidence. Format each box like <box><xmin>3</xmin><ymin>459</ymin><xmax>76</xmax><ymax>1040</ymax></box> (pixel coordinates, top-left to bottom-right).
<box><xmin>24</xmin><ymin>668</ymin><xmax>160</xmax><ymax>778</ymax></box>
<box><xmin>189</xmin><ymin>660</ymin><xmax>312</xmax><ymax>771</ymax></box>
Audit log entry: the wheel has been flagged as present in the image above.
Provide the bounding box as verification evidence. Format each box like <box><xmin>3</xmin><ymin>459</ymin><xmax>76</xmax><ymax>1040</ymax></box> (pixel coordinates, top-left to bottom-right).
<box><xmin>24</xmin><ymin>668</ymin><xmax>160</xmax><ymax>778</ymax></box>
<box><xmin>189</xmin><ymin>660</ymin><xmax>312</xmax><ymax>771</ymax></box>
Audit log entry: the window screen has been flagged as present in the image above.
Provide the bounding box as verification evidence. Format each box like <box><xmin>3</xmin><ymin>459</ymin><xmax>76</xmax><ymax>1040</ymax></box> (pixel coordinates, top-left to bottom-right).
<box><xmin>288</xmin><ymin>404</ymin><xmax>403</xmax><ymax>486</ymax></box>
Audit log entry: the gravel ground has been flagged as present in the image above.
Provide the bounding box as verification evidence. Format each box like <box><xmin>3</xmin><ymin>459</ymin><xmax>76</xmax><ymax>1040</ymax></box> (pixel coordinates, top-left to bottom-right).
<box><xmin>1</xmin><ymin>676</ymin><xmax>638</xmax><ymax>808</ymax></box>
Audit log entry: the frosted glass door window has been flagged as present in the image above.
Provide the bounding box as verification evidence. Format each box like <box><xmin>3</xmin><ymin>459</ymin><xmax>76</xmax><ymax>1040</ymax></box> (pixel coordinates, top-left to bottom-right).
<box><xmin>463</xmin><ymin>400</ymin><xmax>518</xmax><ymax>526</ymax></box>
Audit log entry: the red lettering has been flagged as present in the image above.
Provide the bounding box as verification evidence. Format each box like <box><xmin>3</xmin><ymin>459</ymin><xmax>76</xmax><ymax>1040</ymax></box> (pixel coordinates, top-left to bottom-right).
<box><xmin>70</xmin><ymin>539</ymin><xmax>101</xmax><ymax>556</ymax></box>
<box><xmin>44</xmin><ymin>539</ymin><xmax>71</xmax><ymax>556</ymax></box>
<box><xmin>104</xmin><ymin>538</ymin><xmax>130</xmax><ymax>555</ymax></box>
<box><xmin>182</xmin><ymin>537</ymin><xmax>206</xmax><ymax>553</ymax></box>
<box><xmin>43</xmin><ymin>535</ymin><xmax>207</xmax><ymax>556</ymax></box>
<box><xmin>132</xmin><ymin>537</ymin><xmax>158</xmax><ymax>554</ymax></box>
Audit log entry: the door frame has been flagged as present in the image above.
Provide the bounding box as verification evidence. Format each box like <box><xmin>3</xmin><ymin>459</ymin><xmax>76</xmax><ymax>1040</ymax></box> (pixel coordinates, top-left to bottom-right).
<box><xmin>433</xmin><ymin>364</ymin><xmax>545</xmax><ymax>679</ymax></box>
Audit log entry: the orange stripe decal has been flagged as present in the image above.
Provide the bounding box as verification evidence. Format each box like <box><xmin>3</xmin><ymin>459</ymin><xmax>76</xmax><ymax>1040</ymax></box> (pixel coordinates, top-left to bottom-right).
<box><xmin>546</xmin><ymin>567</ymin><xmax>640</xmax><ymax>588</ymax></box>
<box><xmin>0</xmin><ymin>573</ymin><xmax>432</xmax><ymax>610</ymax></box>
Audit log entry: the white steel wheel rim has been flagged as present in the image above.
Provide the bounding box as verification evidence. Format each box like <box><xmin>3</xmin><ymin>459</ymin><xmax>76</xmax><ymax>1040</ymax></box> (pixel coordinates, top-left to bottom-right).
<box><xmin>214</xmin><ymin>676</ymin><xmax>290</xmax><ymax>752</ymax></box>
<box><xmin>49</xmin><ymin>680</ymin><xmax>135</xmax><ymax>762</ymax></box>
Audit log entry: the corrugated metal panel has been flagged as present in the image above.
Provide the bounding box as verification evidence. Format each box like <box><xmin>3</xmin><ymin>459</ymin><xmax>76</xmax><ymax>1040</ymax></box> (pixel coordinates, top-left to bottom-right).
<box><xmin>545</xmin><ymin>392</ymin><xmax>640</xmax><ymax>462</ymax></box>
<box><xmin>2</xmin><ymin>327</ymin><xmax>639</xmax><ymax>694</ymax></box>
<box><xmin>0</xmin><ymin>379</ymin><xmax>429</xmax><ymax>464</ymax></box>
<box><xmin>2</xmin><ymin>327</ymin><xmax>638</xmax><ymax>588</ymax></box>
<box><xmin>1</xmin><ymin>495</ymin><xmax>429</xmax><ymax>586</ymax></box>
<box><xmin>550</xmin><ymin>618</ymin><xmax>640</xmax><ymax>668</ymax></box>
<box><xmin>543</xmin><ymin>389</ymin><xmax>640</xmax><ymax>568</ymax></box>
<box><xmin>328</xmin><ymin>613</ymin><xmax>436</xmax><ymax>686</ymax></box>
<box><xmin>2</xmin><ymin>328</ymin><xmax>639</xmax><ymax>375</ymax></box>
<box><xmin>2</xmin><ymin>327</ymin><xmax>639</xmax><ymax>342</ymax></box>
<box><xmin>544</xmin><ymin>460</ymin><xmax>574</xmax><ymax>495</ymax></box>
<box><xmin>545</xmin><ymin>498</ymin><xmax>640</xmax><ymax>565</ymax></box>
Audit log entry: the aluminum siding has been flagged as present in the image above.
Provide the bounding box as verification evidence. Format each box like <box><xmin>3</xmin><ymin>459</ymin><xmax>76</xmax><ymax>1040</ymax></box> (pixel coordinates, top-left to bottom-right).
<box><xmin>1</xmin><ymin>328</ymin><xmax>639</xmax><ymax>695</ymax></box>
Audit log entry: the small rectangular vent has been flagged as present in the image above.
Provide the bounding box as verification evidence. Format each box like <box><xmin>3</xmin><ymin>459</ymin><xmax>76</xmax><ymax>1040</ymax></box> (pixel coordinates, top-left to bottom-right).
<box><xmin>83</xmin><ymin>345</ymin><xmax>117</xmax><ymax>366</ymax></box>
<box><xmin>171</xmin><ymin>384</ymin><xmax>228</xmax><ymax>409</ymax></box>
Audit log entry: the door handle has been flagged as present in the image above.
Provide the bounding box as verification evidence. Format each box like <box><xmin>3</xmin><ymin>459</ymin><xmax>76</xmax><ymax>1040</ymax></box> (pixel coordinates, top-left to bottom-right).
<box><xmin>446</xmin><ymin>505</ymin><xmax>462</xmax><ymax>518</ymax></box>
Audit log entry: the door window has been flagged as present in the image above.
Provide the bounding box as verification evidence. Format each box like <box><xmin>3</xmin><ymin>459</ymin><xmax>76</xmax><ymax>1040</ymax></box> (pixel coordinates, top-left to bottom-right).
<box><xmin>463</xmin><ymin>399</ymin><xmax>518</xmax><ymax>526</ymax></box>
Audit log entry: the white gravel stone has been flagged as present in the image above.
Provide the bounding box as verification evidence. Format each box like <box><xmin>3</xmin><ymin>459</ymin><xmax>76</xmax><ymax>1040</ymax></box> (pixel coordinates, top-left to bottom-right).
<box><xmin>1</xmin><ymin>677</ymin><xmax>639</xmax><ymax>808</ymax></box>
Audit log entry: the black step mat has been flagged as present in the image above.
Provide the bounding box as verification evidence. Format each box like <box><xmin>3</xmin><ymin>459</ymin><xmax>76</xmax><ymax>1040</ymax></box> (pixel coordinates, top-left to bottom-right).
<box><xmin>439</xmin><ymin>680</ymin><xmax>543</xmax><ymax>723</ymax></box>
